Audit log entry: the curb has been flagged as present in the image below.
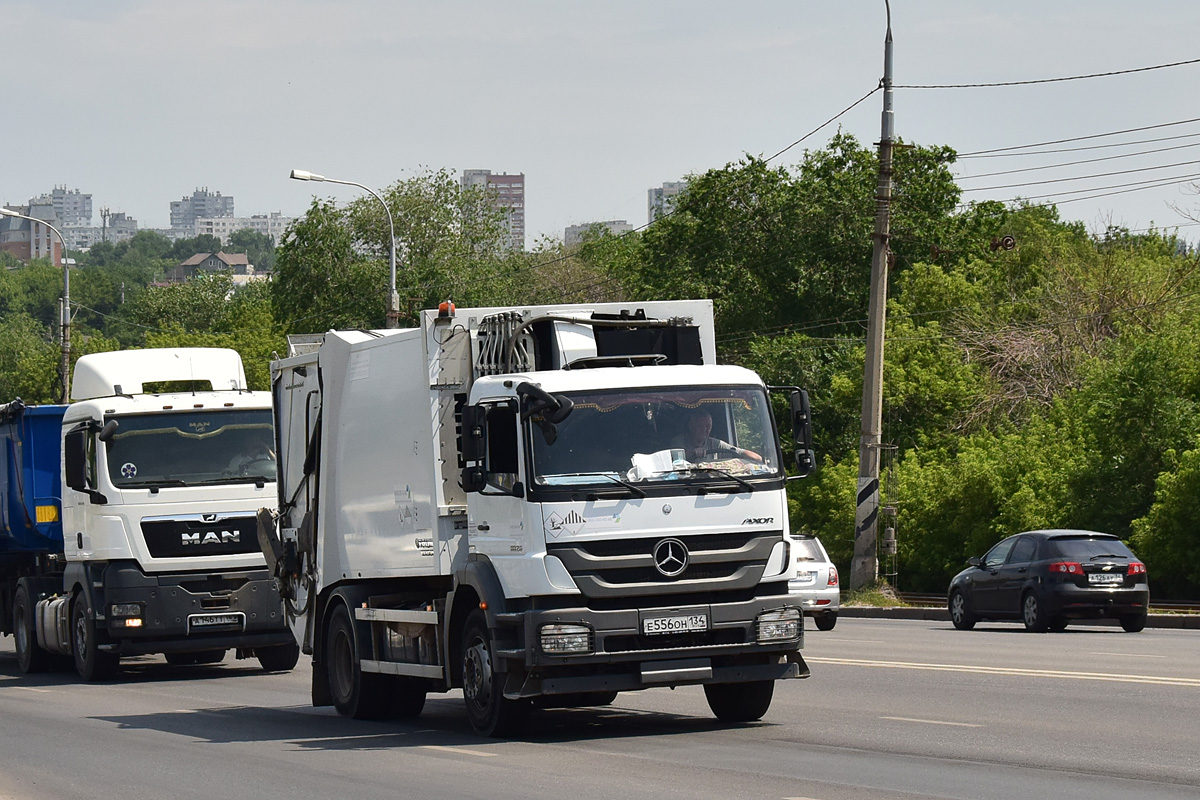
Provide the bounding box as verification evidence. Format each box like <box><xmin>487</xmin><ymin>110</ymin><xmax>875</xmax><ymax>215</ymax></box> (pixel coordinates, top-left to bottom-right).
<box><xmin>838</xmin><ymin>606</ymin><xmax>1200</xmax><ymax>629</ymax></box>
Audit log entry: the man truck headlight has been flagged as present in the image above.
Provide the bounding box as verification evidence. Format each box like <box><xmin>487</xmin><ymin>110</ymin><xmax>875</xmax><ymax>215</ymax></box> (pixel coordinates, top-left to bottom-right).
<box><xmin>756</xmin><ymin>608</ymin><xmax>801</xmax><ymax>643</ymax></box>
<box><xmin>540</xmin><ymin>623</ymin><xmax>593</xmax><ymax>654</ymax></box>
<box><xmin>110</xmin><ymin>603</ymin><xmax>144</xmax><ymax>628</ymax></box>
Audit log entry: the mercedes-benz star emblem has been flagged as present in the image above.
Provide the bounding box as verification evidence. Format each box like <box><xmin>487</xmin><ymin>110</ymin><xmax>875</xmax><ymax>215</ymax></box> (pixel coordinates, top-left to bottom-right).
<box><xmin>652</xmin><ymin>538</ymin><xmax>689</xmax><ymax>577</ymax></box>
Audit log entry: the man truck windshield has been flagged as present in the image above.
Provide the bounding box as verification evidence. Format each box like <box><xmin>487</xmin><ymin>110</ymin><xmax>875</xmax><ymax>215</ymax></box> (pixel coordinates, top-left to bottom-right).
<box><xmin>529</xmin><ymin>386</ymin><xmax>781</xmax><ymax>487</ymax></box>
<box><xmin>105</xmin><ymin>409</ymin><xmax>275</xmax><ymax>487</ymax></box>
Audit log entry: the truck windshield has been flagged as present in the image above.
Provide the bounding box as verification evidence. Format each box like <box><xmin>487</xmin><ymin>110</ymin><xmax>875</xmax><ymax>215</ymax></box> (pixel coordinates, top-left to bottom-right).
<box><xmin>528</xmin><ymin>386</ymin><xmax>781</xmax><ymax>487</ymax></box>
<box><xmin>104</xmin><ymin>409</ymin><xmax>275</xmax><ymax>488</ymax></box>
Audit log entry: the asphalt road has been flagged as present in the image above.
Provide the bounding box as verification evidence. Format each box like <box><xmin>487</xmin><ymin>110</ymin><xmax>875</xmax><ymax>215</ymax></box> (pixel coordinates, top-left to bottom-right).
<box><xmin>1</xmin><ymin>618</ymin><xmax>1197</xmax><ymax>800</ymax></box>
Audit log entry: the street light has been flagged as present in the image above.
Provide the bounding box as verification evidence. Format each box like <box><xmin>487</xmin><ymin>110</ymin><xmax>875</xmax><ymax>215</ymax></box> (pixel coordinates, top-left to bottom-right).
<box><xmin>289</xmin><ymin>169</ymin><xmax>401</xmax><ymax>328</ymax></box>
<box><xmin>0</xmin><ymin>208</ymin><xmax>73</xmax><ymax>402</ymax></box>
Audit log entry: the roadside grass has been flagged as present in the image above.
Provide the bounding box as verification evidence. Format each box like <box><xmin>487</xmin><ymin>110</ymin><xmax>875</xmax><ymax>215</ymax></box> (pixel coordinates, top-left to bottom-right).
<box><xmin>843</xmin><ymin>582</ymin><xmax>911</xmax><ymax>607</ymax></box>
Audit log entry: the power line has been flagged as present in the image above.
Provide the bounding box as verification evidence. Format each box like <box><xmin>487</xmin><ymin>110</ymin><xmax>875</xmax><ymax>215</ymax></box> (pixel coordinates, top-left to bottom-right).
<box><xmin>896</xmin><ymin>57</ymin><xmax>1200</xmax><ymax>90</ymax></box>
<box><xmin>955</xmin><ymin>141</ymin><xmax>1200</xmax><ymax>180</ymax></box>
<box><xmin>959</xmin><ymin>129</ymin><xmax>1200</xmax><ymax>159</ymax></box>
<box><xmin>960</xmin><ymin>158</ymin><xmax>1200</xmax><ymax>193</ymax></box>
<box><xmin>765</xmin><ymin>85</ymin><xmax>881</xmax><ymax>163</ymax></box>
<box><xmin>958</xmin><ymin>117</ymin><xmax>1200</xmax><ymax>157</ymax></box>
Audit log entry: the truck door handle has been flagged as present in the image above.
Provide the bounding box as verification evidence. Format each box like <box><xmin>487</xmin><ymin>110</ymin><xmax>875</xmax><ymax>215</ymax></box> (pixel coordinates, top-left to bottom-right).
<box><xmin>477</xmin><ymin>523</ymin><xmax>490</xmax><ymax>531</ymax></box>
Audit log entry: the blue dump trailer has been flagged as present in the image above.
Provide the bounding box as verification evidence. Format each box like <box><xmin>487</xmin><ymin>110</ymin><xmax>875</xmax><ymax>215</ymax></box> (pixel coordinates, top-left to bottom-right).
<box><xmin>0</xmin><ymin>400</ymin><xmax>67</xmax><ymax>633</ymax></box>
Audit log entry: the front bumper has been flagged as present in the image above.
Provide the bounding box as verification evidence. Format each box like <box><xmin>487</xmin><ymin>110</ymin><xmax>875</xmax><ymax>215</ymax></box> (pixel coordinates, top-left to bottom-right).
<box><xmin>97</xmin><ymin>562</ymin><xmax>293</xmax><ymax>655</ymax></box>
<box><xmin>494</xmin><ymin>596</ymin><xmax>807</xmax><ymax>697</ymax></box>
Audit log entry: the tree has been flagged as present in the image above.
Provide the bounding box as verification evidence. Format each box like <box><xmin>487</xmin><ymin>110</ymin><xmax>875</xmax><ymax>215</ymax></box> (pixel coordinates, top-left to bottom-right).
<box><xmin>227</xmin><ymin>228</ymin><xmax>276</xmax><ymax>272</ymax></box>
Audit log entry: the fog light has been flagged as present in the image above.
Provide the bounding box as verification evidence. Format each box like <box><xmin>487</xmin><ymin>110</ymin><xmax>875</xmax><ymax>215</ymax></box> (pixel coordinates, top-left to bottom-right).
<box><xmin>756</xmin><ymin>608</ymin><xmax>801</xmax><ymax>643</ymax></box>
<box><xmin>111</xmin><ymin>603</ymin><xmax>142</xmax><ymax>617</ymax></box>
<box><xmin>540</xmin><ymin>623</ymin><xmax>592</xmax><ymax>654</ymax></box>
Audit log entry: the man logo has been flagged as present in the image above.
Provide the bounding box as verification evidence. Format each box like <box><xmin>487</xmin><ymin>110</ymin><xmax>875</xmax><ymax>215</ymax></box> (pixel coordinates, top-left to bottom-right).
<box><xmin>182</xmin><ymin>530</ymin><xmax>239</xmax><ymax>546</ymax></box>
<box><xmin>742</xmin><ymin>517</ymin><xmax>774</xmax><ymax>525</ymax></box>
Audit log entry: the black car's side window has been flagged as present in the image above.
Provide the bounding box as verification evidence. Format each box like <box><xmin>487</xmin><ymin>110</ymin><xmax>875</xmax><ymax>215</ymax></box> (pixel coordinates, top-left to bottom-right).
<box><xmin>983</xmin><ymin>537</ymin><xmax>1016</xmax><ymax>568</ymax></box>
<box><xmin>1008</xmin><ymin>536</ymin><xmax>1038</xmax><ymax>564</ymax></box>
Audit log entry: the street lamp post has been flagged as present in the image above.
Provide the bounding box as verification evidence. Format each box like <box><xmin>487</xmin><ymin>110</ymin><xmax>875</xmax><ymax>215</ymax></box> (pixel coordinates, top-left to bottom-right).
<box><xmin>0</xmin><ymin>208</ymin><xmax>73</xmax><ymax>402</ymax></box>
<box><xmin>289</xmin><ymin>169</ymin><xmax>401</xmax><ymax>329</ymax></box>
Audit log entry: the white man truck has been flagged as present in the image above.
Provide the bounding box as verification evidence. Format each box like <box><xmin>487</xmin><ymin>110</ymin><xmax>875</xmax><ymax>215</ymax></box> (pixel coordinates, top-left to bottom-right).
<box><xmin>261</xmin><ymin>300</ymin><xmax>814</xmax><ymax>735</ymax></box>
<box><xmin>1</xmin><ymin>347</ymin><xmax>299</xmax><ymax>681</ymax></box>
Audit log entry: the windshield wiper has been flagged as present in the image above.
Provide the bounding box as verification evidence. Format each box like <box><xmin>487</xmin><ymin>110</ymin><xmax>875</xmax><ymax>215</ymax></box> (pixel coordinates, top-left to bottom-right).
<box><xmin>119</xmin><ymin>478</ymin><xmax>191</xmax><ymax>489</ymax></box>
<box><xmin>1089</xmin><ymin>553</ymin><xmax>1128</xmax><ymax>560</ymax></box>
<box><xmin>196</xmin><ymin>475</ymin><xmax>272</xmax><ymax>488</ymax></box>
<box><xmin>559</xmin><ymin>472</ymin><xmax>645</xmax><ymax>499</ymax></box>
<box><xmin>688</xmin><ymin>467</ymin><xmax>754</xmax><ymax>494</ymax></box>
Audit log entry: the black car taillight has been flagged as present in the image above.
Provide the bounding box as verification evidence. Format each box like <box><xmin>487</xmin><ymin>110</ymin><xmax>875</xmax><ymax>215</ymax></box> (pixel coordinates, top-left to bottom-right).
<box><xmin>1128</xmin><ymin>562</ymin><xmax>1147</xmax><ymax>576</ymax></box>
<box><xmin>1047</xmin><ymin>561</ymin><xmax>1084</xmax><ymax>576</ymax></box>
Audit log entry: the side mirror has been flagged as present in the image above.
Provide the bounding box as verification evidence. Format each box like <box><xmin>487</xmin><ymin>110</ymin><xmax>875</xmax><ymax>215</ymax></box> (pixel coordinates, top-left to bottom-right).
<box><xmin>461</xmin><ymin>405</ymin><xmax>487</xmax><ymax>464</ymax></box>
<box><xmin>461</xmin><ymin>466</ymin><xmax>486</xmax><ymax>493</ymax></box>
<box><xmin>790</xmin><ymin>389</ymin><xmax>815</xmax><ymax>479</ymax></box>
<box><xmin>64</xmin><ymin>429</ymin><xmax>87</xmax><ymax>491</ymax></box>
<box><xmin>967</xmin><ymin>556</ymin><xmax>982</xmax><ymax>568</ymax></box>
<box><xmin>97</xmin><ymin>419</ymin><xmax>119</xmax><ymax>443</ymax></box>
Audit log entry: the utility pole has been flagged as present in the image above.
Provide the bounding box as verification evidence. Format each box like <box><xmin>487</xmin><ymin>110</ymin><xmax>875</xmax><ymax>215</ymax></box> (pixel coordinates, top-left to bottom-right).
<box><xmin>851</xmin><ymin>2</ymin><xmax>895</xmax><ymax>591</ymax></box>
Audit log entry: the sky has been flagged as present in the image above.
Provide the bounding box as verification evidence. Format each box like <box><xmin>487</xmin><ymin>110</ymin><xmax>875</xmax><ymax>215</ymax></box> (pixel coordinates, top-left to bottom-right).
<box><xmin>5</xmin><ymin>0</ymin><xmax>1200</xmax><ymax>246</ymax></box>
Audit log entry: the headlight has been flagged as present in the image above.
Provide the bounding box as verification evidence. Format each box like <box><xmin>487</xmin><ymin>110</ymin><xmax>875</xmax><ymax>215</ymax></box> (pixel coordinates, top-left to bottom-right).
<box><xmin>110</xmin><ymin>603</ymin><xmax>142</xmax><ymax>617</ymax></box>
<box><xmin>756</xmin><ymin>608</ymin><xmax>801</xmax><ymax>643</ymax></box>
<box><xmin>540</xmin><ymin>623</ymin><xmax>593</xmax><ymax>654</ymax></box>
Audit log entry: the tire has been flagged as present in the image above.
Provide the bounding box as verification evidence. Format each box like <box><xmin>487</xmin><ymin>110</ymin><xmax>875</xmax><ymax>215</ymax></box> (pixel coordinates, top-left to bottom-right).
<box><xmin>460</xmin><ymin>609</ymin><xmax>527</xmax><ymax>737</ymax></box>
<box><xmin>388</xmin><ymin>678</ymin><xmax>428</xmax><ymax>720</ymax></box>
<box><xmin>325</xmin><ymin>604</ymin><xmax>389</xmax><ymax>720</ymax></box>
<box><xmin>949</xmin><ymin>590</ymin><xmax>976</xmax><ymax>631</ymax></box>
<box><xmin>256</xmin><ymin>641</ymin><xmax>300</xmax><ymax>672</ymax></box>
<box><xmin>13</xmin><ymin>584</ymin><xmax>49</xmax><ymax>674</ymax></box>
<box><xmin>814</xmin><ymin>612</ymin><xmax>838</xmax><ymax>632</ymax></box>
<box><xmin>1048</xmin><ymin>616</ymin><xmax>1069</xmax><ymax>632</ymax></box>
<box><xmin>72</xmin><ymin>594</ymin><xmax>118</xmax><ymax>681</ymax></box>
<box><xmin>1022</xmin><ymin>591</ymin><xmax>1049</xmax><ymax>632</ymax></box>
<box><xmin>704</xmin><ymin>680</ymin><xmax>775</xmax><ymax>723</ymax></box>
<box><xmin>1119</xmin><ymin>612</ymin><xmax>1147</xmax><ymax>633</ymax></box>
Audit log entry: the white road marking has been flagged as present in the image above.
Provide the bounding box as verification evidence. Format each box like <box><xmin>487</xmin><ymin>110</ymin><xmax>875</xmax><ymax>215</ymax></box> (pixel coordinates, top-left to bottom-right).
<box><xmin>11</xmin><ymin>686</ymin><xmax>52</xmax><ymax>693</ymax></box>
<box><xmin>807</xmin><ymin>657</ymin><xmax>1200</xmax><ymax>687</ymax></box>
<box><xmin>814</xmin><ymin>638</ymin><xmax>883</xmax><ymax>644</ymax></box>
<box><xmin>880</xmin><ymin>716</ymin><xmax>984</xmax><ymax>728</ymax></box>
<box><xmin>1090</xmin><ymin>652</ymin><xmax>1167</xmax><ymax>658</ymax></box>
<box><xmin>420</xmin><ymin>745</ymin><xmax>498</xmax><ymax>758</ymax></box>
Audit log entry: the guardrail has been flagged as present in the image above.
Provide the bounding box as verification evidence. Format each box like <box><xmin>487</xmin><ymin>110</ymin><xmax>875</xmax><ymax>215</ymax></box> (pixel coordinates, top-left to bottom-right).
<box><xmin>895</xmin><ymin>591</ymin><xmax>1200</xmax><ymax>613</ymax></box>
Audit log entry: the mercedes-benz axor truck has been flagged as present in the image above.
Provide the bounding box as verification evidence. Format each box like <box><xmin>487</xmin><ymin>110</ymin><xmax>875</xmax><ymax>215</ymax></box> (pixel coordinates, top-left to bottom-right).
<box><xmin>262</xmin><ymin>301</ymin><xmax>815</xmax><ymax>735</ymax></box>
<box><xmin>1</xmin><ymin>347</ymin><xmax>298</xmax><ymax>680</ymax></box>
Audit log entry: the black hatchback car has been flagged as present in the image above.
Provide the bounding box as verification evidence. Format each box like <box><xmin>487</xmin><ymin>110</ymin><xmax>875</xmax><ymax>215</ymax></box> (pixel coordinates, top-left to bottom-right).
<box><xmin>947</xmin><ymin>530</ymin><xmax>1149</xmax><ymax>632</ymax></box>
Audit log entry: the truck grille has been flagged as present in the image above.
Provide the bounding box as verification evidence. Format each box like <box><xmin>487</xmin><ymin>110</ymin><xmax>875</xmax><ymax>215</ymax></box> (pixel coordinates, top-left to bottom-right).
<box><xmin>546</xmin><ymin>531</ymin><xmax>782</xmax><ymax>599</ymax></box>
<box><xmin>141</xmin><ymin>514</ymin><xmax>261</xmax><ymax>559</ymax></box>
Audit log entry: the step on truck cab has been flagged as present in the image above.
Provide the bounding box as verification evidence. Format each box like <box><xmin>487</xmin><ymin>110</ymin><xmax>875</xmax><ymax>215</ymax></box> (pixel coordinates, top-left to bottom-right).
<box><xmin>262</xmin><ymin>301</ymin><xmax>815</xmax><ymax>735</ymax></box>
<box><xmin>1</xmin><ymin>348</ymin><xmax>299</xmax><ymax>680</ymax></box>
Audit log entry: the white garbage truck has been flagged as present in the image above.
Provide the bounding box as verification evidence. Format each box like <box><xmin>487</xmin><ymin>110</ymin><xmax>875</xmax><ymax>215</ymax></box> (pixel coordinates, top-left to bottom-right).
<box><xmin>2</xmin><ymin>348</ymin><xmax>298</xmax><ymax>681</ymax></box>
<box><xmin>261</xmin><ymin>300</ymin><xmax>814</xmax><ymax>735</ymax></box>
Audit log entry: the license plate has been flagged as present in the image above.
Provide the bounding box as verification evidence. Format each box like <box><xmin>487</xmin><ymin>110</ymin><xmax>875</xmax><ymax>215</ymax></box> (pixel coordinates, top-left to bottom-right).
<box><xmin>642</xmin><ymin>614</ymin><xmax>708</xmax><ymax>635</ymax></box>
<box><xmin>189</xmin><ymin>613</ymin><xmax>243</xmax><ymax>629</ymax></box>
<box><xmin>1088</xmin><ymin>573</ymin><xmax>1123</xmax><ymax>585</ymax></box>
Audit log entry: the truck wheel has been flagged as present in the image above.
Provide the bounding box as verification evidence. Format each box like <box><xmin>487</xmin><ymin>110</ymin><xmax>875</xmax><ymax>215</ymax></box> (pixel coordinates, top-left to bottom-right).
<box><xmin>72</xmin><ymin>594</ymin><xmax>118</xmax><ymax>681</ymax></box>
<box><xmin>814</xmin><ymin>612</ymin><xmax>838</xmax><ymax>631</ymax></box>
<box><xmin>461</xmin><ymin>609</ymin><xmax>527</xmax><ymax>737</ymax></box>
<box><xmin>388</xmin><ymin>677</ymin><xmax>427</xmax><ymax>720</ymax></box>
<box><xmin>256</xmin><ymin>641</ymin><xmax>300</xmax><ymax>672</ymax></box>
<box><xmin>13</xmin><ymin>584</ymin><xmax>49</xmax><ymax>674</ymax></box>
<box><xmin>704</xmin><ymin>680</ymin><xmax>774</xmax><ymax>723</ymax></box>
<box><xmin>325</xmin><ymin>604</ymin><xmax>387</xmax><ymax>719</ymax></box>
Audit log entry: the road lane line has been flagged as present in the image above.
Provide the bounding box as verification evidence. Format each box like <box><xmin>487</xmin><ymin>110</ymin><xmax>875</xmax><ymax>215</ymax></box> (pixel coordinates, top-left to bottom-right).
<box><xmin>880</xmin><ymin>716</ymin><xmax>983</xmax><ymax>727</ymax></box>
<box><xmin>420</xmin><ymin>745</ymin><xmax>498</xmax><ymax>758</ymax></box>
<box><xmin>807</xmin><ymin>657</ymin><xmax>1200</xmax><ymax>687</ymax></box>
<box><xmin>10</xmin><ymin>686</ymin><xmax>52</xmax><ymax>693</ymax></box>
<box><xmin>1090</xmin><ymin>652</ymin><xmax>1167</xmax><ymax>658</ymax></box>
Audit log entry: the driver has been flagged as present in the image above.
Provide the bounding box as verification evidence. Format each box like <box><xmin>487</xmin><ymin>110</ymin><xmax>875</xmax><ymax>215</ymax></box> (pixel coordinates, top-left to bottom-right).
<box><xmin>671</xmin><ymin>409</ymin><xmax>762</xmax><ymax>463</ymax></box>
<box><xmin>228</xmin><ymin>432</ymin><xmax>276</xmax><ymax>477</ymax></box>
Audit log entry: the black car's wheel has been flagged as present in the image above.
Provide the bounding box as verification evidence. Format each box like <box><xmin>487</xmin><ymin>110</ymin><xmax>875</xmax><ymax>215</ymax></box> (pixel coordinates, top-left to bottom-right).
<box><xmin>1048</xmin><ymin>615</ymin><xmax>1069</xmax><ymax>632</ymax></box>
<box><xmin>461</xmin><ymin>609</ymin><xmax>527</xmax><ymax>737</ymax></box>
<box><xmin>704</xmin><ymin>680</ymin><xmax>775</xmax><ymax>723</ymax></box>
<box><xmin>1119</xmin><ymin>612</ymin><xmax>1147</xmax><ymax>633</ymax></box>
<box><xmin>1022</xmin><ymin>591</ymin><xmax>1049</xmax><ymax>632</ymax></box>
<box><xmin>814</xmin><ymin>612</ymin><xmax>838</xmax><ymax>631</ymax></box>
<box><xmin>72</xmin><ymin>594</ymin><xmax>118</xmax><ymax>681</ymax></box>
<box><xmin>326</xmin><ymin>604</ymin><xmax>388</xmax><ymax>719</ymax></box>
<box><xmin>949</xmin><ymin>590</ymin><xmax>976</xmax><ymax>630</ymax></box>
<box><xmin>13</xmin><ymin>584</ymin><xmax>49</xmax><ymax>674</ymax></box>
<box><xmin>256</xmin><ymin>641</ymin><xmax>300</xmax><ymax>672</ymax></box>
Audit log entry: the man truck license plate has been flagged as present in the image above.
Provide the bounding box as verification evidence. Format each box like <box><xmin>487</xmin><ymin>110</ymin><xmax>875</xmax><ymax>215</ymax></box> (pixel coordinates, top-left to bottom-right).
<box><xmin>190</xmin><ymin>613</ymin><xmax>242</xmax><ymax>628</ymax></box>
<box><xmin>643</xmin><ymin>614</ymin><xmax>708</xmax><ymax>635</ymax></box>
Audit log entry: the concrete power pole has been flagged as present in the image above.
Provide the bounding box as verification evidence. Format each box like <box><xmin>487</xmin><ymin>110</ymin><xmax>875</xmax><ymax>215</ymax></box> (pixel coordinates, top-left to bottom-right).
<box><xmin>851</xmin><ymin>4</ymin><xmax>895</xmax><ymax>591</ymax></box>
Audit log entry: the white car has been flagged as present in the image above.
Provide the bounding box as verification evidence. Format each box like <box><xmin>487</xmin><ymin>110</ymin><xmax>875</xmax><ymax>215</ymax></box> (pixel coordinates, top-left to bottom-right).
<box><xmin>789</xmin><ymin>535</ymin><xmax>840</xmax><ymax>631</ymax></box>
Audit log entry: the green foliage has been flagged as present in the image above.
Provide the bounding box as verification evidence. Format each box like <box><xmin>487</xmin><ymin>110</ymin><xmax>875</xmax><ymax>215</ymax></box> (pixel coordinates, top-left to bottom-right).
<box><xmin>227</xmin><ymin>228</ymin><xmax>276</xmax><ymax>272</ymax></box>
<box><xmin>0</xmin><ymin>313</ymin><xmax>58</xmax><ymax>403</ymax></box>
<box><xmin>1132</xmin><ymin>448</ymin><xmax>1200</xmax><ymax>598</ymax></box>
